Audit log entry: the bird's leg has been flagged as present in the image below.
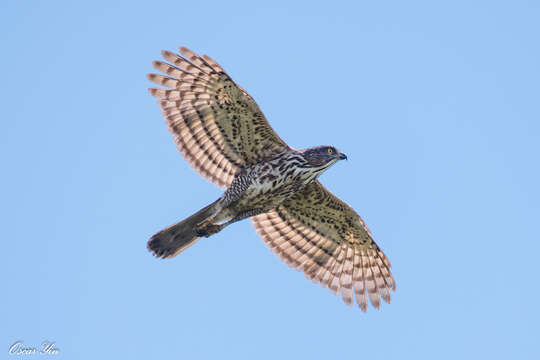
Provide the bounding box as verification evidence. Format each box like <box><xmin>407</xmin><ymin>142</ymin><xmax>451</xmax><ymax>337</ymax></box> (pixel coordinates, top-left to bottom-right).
<box><xmin>195</xmin><ymin>217</ymin><xmax>223</xmax><ymax>237</ymax></box>
<box><xmin>196</xmin><ymin>209</ymin><xmax>265</xmax><ymax>237</ymax></box>
<box><xmin>223</xmin><ymin>208</ymin><xmax>266</xmax><ymax>226</ymax></box>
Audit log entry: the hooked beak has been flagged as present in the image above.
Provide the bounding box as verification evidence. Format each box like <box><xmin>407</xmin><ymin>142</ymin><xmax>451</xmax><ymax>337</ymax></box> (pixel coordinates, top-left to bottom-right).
<box><xmin>339</xmin><ymin>153</ymin><xmax>348</xmax><ymax>160</ymax></box>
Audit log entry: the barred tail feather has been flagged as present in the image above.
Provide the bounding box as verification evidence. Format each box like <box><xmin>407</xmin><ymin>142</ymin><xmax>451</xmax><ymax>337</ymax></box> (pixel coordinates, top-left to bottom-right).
<box><xmin>148</xmin><ymin>200</ymin><xmax>219</xmax><ymax>259</ymax></box>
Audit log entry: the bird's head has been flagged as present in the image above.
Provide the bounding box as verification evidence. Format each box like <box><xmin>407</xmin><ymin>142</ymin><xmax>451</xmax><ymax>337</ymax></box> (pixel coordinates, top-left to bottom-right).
<box><xmin>302</xmin><ymin>146</ymin><xmax>347</xmax><ymax>169</ymax></box>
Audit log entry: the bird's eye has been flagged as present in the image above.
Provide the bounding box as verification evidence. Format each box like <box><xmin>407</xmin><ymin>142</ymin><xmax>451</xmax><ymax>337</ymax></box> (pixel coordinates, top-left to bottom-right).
<box><xmin>327</xmin><ymin>148</ymin><xmax>333</xmax><ymax>154</ymax></box>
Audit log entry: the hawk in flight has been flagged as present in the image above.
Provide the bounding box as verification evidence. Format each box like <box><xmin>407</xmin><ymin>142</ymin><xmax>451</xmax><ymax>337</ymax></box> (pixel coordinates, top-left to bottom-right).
<box><xmin>147</xmin><ymin>46</ymin><xmax>395</xmax><ymax>310</ymax></box>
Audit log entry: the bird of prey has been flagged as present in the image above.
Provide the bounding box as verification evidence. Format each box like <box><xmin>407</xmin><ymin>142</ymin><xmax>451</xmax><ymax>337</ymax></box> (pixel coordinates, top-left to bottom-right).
<box><xmin>147</xmin><ymin>46</ymin><xmax>395</xmax><ymax>310</ymax></box>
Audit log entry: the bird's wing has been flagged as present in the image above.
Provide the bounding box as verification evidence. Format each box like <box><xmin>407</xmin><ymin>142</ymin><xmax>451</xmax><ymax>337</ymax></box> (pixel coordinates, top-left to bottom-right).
<box><xmin>251</xmin><ymin>180</ymin><xmax>395</xmax><ymax>311</ymax></box>
<box><xmin>148</xmin><ymin>46</ymin><xmax>290</xmax><ymax>188</ymax></box>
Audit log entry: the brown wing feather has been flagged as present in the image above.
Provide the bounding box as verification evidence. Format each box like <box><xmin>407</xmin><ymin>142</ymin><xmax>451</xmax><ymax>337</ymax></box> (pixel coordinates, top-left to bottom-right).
<box><xmin>251</xmin><ymin>180</ymin><xmax>395</xmax><ymax>311</ymax></box>
<box><xmin>148</xmin><ymin>46</ymin><xmax>289</xmax><ymax>188</ymax></box>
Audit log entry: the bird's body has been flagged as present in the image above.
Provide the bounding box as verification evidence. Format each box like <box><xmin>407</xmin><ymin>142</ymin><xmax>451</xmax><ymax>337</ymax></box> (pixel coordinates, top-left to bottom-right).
<box><xmin>219</xmin><ymin>149</ymin><xmax>332</xmax><ymax>217</ymax></box>
<box><xmin>147</xmin><ymin>46</ymin><xmax>395</xmax><ymax>310</ymax></box>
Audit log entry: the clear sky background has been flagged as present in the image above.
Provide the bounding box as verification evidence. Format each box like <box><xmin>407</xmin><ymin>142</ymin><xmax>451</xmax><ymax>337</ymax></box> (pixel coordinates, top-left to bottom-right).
<box><xmin>2</xmin><ymin>1</ymin><xmax>539</xmax><ymax>359</ymax></box>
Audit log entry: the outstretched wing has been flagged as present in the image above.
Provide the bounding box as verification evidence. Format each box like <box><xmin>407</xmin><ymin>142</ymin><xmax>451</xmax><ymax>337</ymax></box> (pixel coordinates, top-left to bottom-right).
<box><xmin>251</xmin><ymin>181</ymin><xmax>395</xmax><ymax>311</ymax></box>
<box><xmin>148</xmin><ymin>46</ymin><xmax>289</xmax><ymax>188</ymax></box>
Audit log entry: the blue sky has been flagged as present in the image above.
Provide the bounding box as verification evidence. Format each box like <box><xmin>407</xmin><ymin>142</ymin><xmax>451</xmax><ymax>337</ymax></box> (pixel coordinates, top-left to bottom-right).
<box><xmin>2</xmin><ymin>0</ymin><xmax>539</xmax><ymax>359</ymax></box>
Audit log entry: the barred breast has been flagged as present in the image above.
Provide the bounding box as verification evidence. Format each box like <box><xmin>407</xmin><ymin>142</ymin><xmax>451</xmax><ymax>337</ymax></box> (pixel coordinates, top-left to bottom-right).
<box><xmin>229</xmin><ymin>151</ymin><xmax>321</xmax><ymax>212</ymax></box>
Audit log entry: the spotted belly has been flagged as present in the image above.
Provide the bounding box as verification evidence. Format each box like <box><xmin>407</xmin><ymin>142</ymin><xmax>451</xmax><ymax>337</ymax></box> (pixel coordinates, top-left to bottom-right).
<box><xmin>216</xmin><ymin>151</ymin><xmax>323</xmax><ymax>222</ymax></box>
<box><xmin>229</xmin><ymin>164</ymin><xmax>316</xmax><ymax>213</ymax></box>
<box><xmin>238</xmin><ymin>181</ymin><xmax>301</xmax><ymax>211</ymax></box>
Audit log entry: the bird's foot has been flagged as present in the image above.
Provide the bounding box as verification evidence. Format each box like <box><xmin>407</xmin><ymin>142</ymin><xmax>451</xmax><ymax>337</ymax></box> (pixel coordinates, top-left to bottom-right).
<box><xmin>195</xmin><ymin>223</ymin><xmax>223</xmax><ymax>238</ymax></box>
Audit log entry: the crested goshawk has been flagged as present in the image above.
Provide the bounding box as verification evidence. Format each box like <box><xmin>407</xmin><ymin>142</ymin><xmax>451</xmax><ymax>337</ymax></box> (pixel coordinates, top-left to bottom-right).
<box><xmin>147</xmin><ymin>46</ymin><xmax>395</xmax><ymax>310</ymax></box>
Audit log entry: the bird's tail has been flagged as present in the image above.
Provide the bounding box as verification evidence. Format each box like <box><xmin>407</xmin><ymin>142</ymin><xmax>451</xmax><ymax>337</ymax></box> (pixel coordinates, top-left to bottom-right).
<box><xmin>147</xmin><ymin>199</ymin><xmax>220</xmax><ymax>259</ymax></box>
